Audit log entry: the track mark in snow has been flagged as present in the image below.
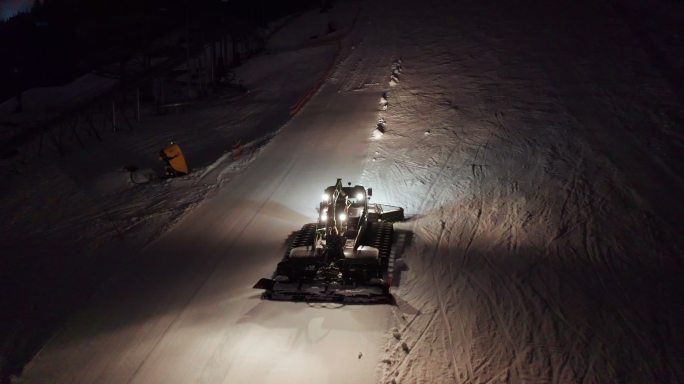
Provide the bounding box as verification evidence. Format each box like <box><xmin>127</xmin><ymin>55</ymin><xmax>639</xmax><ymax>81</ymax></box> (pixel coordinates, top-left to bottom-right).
<box><xmin>460</xmin><ymin>139</ymin><xmax>489</xmax><ymax>265</ymax></box>
<box><xmin>334</xmin><ymin>7</ymin><xmax>399</xmax><ymax>93</ymax></box>
<box><xmin>431</xmin><ymin>224</ymin><xmax>471</xmax><ymax>383</ymax></box>
<box><xmin>384</xmin><ymin>310</ymin><xmax>439</xmax><ymax>382</ymax></box>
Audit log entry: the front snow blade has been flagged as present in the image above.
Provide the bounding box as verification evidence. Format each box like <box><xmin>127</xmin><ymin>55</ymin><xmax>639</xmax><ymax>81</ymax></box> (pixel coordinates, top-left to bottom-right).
<box><xmin>369</xmin><ymin>204</ymin><xmax>404</xmax><ymax>222</ymax></box>
<box><xmin>266</xmin><ymin>281</ymin><xmax>393</xmax><ymax>304</ymax></box>
<box><xmin>253</xmin><ymin>278</ymin><xmax>274</xmax><ymax>290</ymax></box>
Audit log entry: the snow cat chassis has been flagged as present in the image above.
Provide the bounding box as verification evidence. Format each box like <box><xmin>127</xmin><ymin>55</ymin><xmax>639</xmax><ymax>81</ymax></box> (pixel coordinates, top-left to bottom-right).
<box><xmin>254</xmin><ymin>179</ymin><xmax>404</xmax><ymax>304</ymax></box>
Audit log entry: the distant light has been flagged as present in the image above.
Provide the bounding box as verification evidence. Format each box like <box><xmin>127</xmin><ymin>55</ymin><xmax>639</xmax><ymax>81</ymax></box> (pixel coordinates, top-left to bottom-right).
<box><xmin>322</xmin><ymin>193</ymin><xmax>330</xmax><ymax>202</ymax></box>
<box><xmin>355</xmin><ymin>192</ymin><xmax>364</xmax><ymax>201</ymax></box>
<box><xmin>321</xmin><ymin>213</ymin><xmax>328</xmax><ymax>222</ymax></box>
<box><xmin>339</xmin><ymin>213</ymin><xmax>347</xmax><ymax>222</ymax></box>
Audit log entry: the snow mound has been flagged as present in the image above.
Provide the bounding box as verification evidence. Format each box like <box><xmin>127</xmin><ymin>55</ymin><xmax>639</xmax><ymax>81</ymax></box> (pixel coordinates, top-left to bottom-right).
<box><xmin>380</xmin><ymin>91</ymin><xmax>389</xmax><ymax>110</ymax></box>
<box><xmin>373</xmin><ymin>117</ymin><xmax>386</xmax><ymax>140</ymax></box>
<box><xmin>389</xmin><ymin>58</ymin><xmax>402</xmax><ymax>87</ymax></box>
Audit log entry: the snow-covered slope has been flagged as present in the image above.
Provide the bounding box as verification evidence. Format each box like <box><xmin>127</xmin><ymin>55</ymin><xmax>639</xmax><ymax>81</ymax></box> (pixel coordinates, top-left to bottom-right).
<box><xmin>1</xmin><ymin>4</ymin><xmax>353</xmax><ymax>382</ymax></box>
<box><xmin>7</xmin><ymin>0</ymin><xmax>684</xmax><ymax>382</ymax></box>
<box><xmin>18</xmin><ymin>85</ymin><xmax>391</xmax><ymax>383</ymax></box>
<box><xmin>359</xmin><ymin>0</ymin><xmax>684</xmax><ymax>382</ymax></box>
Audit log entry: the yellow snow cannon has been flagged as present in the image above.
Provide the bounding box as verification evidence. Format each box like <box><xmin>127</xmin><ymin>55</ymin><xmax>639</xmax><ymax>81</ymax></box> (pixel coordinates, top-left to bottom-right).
<box><xmin>159</xmin><ymin>142</ymin><xmax>189</xmax><ymax>177</ymax></box>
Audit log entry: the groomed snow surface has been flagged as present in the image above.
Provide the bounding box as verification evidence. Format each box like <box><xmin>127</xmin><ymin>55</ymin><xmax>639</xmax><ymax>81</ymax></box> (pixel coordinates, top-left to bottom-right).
<box><xmin>4</xmin><ymin>0</ymin><xmax>684</xmax><ymax>382</ymax></box>
<box><xmin>361</xmin><ymin>0</ymin><xmax>684</xmax><ymax>382</ymax></box>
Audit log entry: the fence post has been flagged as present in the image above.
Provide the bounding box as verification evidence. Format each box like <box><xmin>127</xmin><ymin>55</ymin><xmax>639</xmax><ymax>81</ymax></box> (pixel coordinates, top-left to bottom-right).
<box><xmin>136</xmin><ymin>87</ymin><xmax>141</xmax><ymax>122</ymax></box>
<box><xmin>112</xmin><ymin>100</ymin><xmax>117</xmax><ymax>132</ymax></box>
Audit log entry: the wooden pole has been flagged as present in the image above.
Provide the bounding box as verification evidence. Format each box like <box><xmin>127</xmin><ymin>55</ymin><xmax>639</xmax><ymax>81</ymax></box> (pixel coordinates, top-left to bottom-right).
<box><xmin>136</xmin><ymin>87</ymin><xmax>141</xmax><ymax>122</ymax></box>
<box><xmin>112</xmin><ymin>100</ymin><xmax>116</xmax><ymax>132</ymax></box>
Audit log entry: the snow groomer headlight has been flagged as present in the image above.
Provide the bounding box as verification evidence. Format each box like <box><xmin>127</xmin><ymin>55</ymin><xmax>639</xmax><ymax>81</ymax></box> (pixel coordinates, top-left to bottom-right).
<box><xmin>355</xmin><ymin>192</ymin><xmax>364</xmax><ymax>201</ymax></box>
<box><xmin>339</xmin><ymin>213</ymin><xmax>347</xmax><ymax>222</ymax></box>
<box><xmin>322</xmin><ymin>193</ymin><xmax>330</xmax><ymax>202</ymax></box>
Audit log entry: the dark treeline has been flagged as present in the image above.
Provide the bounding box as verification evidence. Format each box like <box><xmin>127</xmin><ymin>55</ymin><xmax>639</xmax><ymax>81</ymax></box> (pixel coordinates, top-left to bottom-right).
<box><xmin>0</xmin><ymin>0</ymin><xmax>318</xmax><ymax>104</ymax></box>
